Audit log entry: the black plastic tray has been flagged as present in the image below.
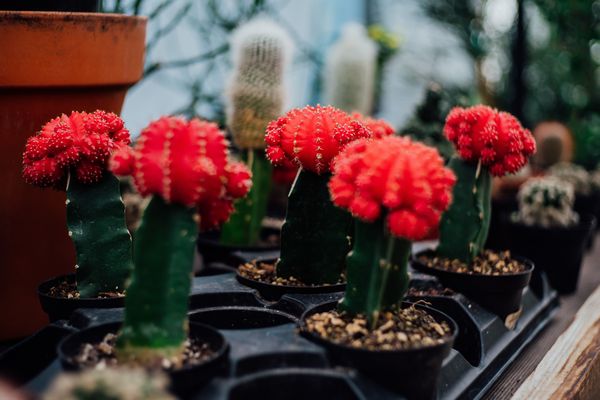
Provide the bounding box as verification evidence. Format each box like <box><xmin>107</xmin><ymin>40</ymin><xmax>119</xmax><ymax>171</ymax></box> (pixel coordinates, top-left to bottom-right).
<box><xmin>2</xmin><ymin>267</ymin><xmax>558</xmax><ymax>400</ymax></box>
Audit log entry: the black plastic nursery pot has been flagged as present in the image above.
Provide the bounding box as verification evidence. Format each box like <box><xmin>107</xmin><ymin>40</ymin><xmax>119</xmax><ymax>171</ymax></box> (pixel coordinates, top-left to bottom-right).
<box><xmin>574</xmin><ymin>191</ymin><xmax>600</xmax><ymax>221</ymax></box>
<box><xmin>411</xmin><ymin>250</ymin><xmax>534</xmax><ymax>321</ymax></box>
<box><xmin>299</xmin><ymin>301</ymin><xmax>457</xmax><ymax>400</ymax></box>
<box><xmin>189</xmin><ymin>306</ymin><xmax>297</xmax><ymax>329</ymax></box>
<box><xmin>37</xmin><ymin>274</ymin><xmax>125</xmax><ymax>322</ymax></box>
<box><xmin>235</xmin><ymin>259</ymin><xmax>346</xmax><ymax>302</ymax></box>
<box><xmin>57</xmin><ymin>321</ymin><xmax>229</xmax><ymax>397</ymax></box>
<box><xmin>197</xmin><ymin>226</ymin><xmax>280</xmax><ymax>268</ymax></box>
<box><xmin>506</xmin><ymin>215</ymin><xmax>596</xmax><ymax>294</ymax></box>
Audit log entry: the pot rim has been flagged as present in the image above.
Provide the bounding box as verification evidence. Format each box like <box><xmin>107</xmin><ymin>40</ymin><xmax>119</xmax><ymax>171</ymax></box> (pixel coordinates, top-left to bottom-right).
<box><xmin>37</xmin><ymin>273</ymin><xmax>125</xmax><ymax>303</ymax></box>
<box><xmin>298</xmin><ymin>301</ymin><xmax>458</xmax><ymax>355</ymax></box>
<box><xmin>0</xmin><ymin>10</ymin><xmax>147</xmax><ymax>23</ymax></box>
<box><xmin>507</xmin><ymin>213</ymin><xmax>596</xmax><ymax>234</ymax></box>
<box><xmin>235</xmin><ymin>270</ymin><xmax>346</xmax><ymax>292</ymax></box>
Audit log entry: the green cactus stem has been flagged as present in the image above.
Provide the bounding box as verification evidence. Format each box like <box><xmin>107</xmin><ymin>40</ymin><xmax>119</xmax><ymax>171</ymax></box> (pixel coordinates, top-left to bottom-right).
<box><xmin>339</xmin><ymin>216</ymin><xmax>411</xmax><ymax>326</ymax></box>
<box><xmin>220</xmin><ymin>149</ymin><xmax>272</xmax><ymax>245</ymax></box>
<box><xmin>437</xmin><ymin>157</ymin><xmax>491</xmax><ymax>264</ymax></box>
<box><xmin>116</xmin><ymin>196</ymin><xmax>197</xmax><ymax>361</ymax></box>
<box><xmin>276</xmin><ymin>169</ymin><xmax>352</xmax><ymax>284</ymax></box>
<box><xmin>66</xmin><ymin>172</ymin><xmax>132</xmax><ymax>298</ymax></box>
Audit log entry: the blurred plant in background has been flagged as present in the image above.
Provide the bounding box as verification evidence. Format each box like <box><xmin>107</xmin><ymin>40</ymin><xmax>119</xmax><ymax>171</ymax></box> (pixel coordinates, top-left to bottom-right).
<box><xmin>368</xmin><ymin>24</ymin><xmax>401</xmax><ymax>113</ymax></box>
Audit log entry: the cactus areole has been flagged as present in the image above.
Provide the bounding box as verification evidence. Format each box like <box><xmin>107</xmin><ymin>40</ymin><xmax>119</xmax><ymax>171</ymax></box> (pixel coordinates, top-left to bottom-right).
<box><xmin>330</xmin><ymin>136</ymin><xmax>455</xmax><ymax>322</ymax></box>
<box><xmin>437</xmin><ymin>106</ymin><xmax>536</xmax><ymax>264</ymax></box>
<box><xmin>22</xmin><ymin>111</ymin><xmax>133</xmax><ymax>298</ymax></box>
<box><xmin>110</xmin><ymin>116</ymin><xmax>251</xmax><ymax>361</ymax></box>
<box><xmin>265</xmin><ymin>105</ymin><xmax>370</xmax><ymax>284</ymax></box>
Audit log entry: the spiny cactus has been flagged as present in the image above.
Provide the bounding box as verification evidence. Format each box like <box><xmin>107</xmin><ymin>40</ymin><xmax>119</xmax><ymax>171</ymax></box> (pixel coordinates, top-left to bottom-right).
<box><xmin>110</xmin><ymin>116</ymin><xmax>251</xmax><ymax>362</ymax></box>
<box><xmin>330</xmin><ymin>136</ymin><xmax>455</xmax><ymax>324</ymax></box>
<box><xmin>437</xmin><ymin>105</ymin><xmax>536</xmax><ymax>264</ymax></box>
<box><xmin>220</xmin><ymin>18</ymin><xmax>293</xmax><ymax>246</ymax></box>
<box><xmin>43</xmin><ymin>368</ymin><xmax>174</xmax><ymax>400</ymax></box>
<box><xmin>351</xmin><ymin>112</ymin><xmax>395</xmax><ymax>138</ymax></box>
<box><xmin>548</xmin><ymin>162</ymin><xmax>592</xmax><ymax>195</ymax></box>
<box><xmin>323</xmin><ymin>23</ymin><xmax>377</xmax><ymax>115</ymax></box>
<box><xmin>515</xmin><ymin>177</ymin><xmax>578</xmax><ymax>228</ymax></box>
<box><xmin>22</xmin><ymin>111</ymin><xmax>132</xmax><ymax>298</ymax></box>
<box><xmin>265</xmin><ymin>105</ymin><xmax>370</xmax><ymax>284</ymax></box>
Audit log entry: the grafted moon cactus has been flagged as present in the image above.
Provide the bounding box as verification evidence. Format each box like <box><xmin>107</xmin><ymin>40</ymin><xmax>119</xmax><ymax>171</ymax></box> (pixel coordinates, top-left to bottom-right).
<box><xmin>265</xmin><ymin>105</ymin><xmax>370</xmax><ymax>284</ymax></box>
<box><xmin>220</xmin><ymin>17</ymin><xmax>293</xmax><ymax>246</ymax></box>
<box><xmin>351</xmin><ymin>112</ymin><xmax>395</xmax><ymax>138</ymax></box>
<box><xmin>330</xmin><ymin>136</ymin><xmax>455</xmax><ymax>322</ymax></box>
<box><xmin>515</xmin><ymin>177</ymin><xmax>578</xmax><ymax>228</ymax></box>
<box><xmin>111</xmin><ymin>116</ymin><xmax>251</xmax><ymax>362</ymax></box>
<box><xmin>22</xmin><ymin>111</ymin><xmax>132</xmax><ymax>298</ymax></box>
<box><xmin>438</xmin><ymin>106</ymin><xmax>536</xmax><ymax>263</ymax></box>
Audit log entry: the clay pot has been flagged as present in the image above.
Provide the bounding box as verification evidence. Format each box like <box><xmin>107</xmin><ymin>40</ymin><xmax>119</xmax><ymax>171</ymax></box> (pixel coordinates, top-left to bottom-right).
<box><xmin>0</xmin><ymin>11</ymin><xmax>146</xmax><ymax>340</ymax></box>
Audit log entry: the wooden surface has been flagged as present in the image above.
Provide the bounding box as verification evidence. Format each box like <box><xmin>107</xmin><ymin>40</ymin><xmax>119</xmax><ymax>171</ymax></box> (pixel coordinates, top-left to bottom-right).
<box><xmin>483</xmin><ymin>235</ymin><xmax>600</xmax><ymax>399</ymax></box>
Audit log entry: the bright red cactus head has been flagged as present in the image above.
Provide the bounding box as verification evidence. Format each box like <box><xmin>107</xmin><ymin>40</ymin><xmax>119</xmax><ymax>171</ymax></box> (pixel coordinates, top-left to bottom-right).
<box><xmin>444</xmin><ymin>105</ymin><xmax>536</xmax><ymax>177</ymax></box>
<box><xmin>22</xmin><ymin>110</ymin><xmax>130</xmax><ymax>189</ymax></box>
<box><xmin>265</xmin><ymin>105</ymin><xmax>371</xmax><ymax>175</ymax></box>
<box><xmin>109</xmin><ymin>116</ymin><xmax>252</xmax><ymax>230</ymax></box>
<box><xmin>329</xmin><ymin>136</ymin><xmax>456</xmax><ymax>241</ymax></box>
<box><xmin>351</xmin><ymin>112</ymin><xmax>395</xmax><ymax>139</ymax></box>
<box><xmin>272</xmin><ymin>157</ymin><xmax>299</xmax><ymax>185</ymax></box>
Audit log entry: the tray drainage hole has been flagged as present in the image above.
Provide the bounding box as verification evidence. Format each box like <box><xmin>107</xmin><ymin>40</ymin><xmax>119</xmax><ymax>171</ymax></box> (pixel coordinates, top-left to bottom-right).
<box><xmin>228</xmin><ymin>373</ymin><xmax>360</xmax><ymax>400</ymax></box>
<box><xmin>189</xmin><ymin>307</ymin><xmax>296</xmax><ymax>329</ymax></box>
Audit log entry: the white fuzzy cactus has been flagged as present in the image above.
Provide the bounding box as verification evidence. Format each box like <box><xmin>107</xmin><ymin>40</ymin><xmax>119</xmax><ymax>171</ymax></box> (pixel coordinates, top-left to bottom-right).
<box><xmin>226</xmin><ymin>17</ymin><xmax>293</xmax><ymax>149</ymax></box>
<box><xmin>515</xmin><ymin>177</ymin><xmax>579</xmax><ymax>228</ymax></box>
<box><xmin>323</xmin><ymin>23</ymin><xmax>377</xmax><ymax>115</ymax></box>
<box><xmin>548</xmin><ymin>162</ymin><xmax>592</xmax><ymax>195</ymax></box>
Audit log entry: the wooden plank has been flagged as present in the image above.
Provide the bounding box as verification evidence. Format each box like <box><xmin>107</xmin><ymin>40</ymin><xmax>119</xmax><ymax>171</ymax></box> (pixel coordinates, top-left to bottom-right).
<box><xmin>512</xmin><ymin>285</ymin><xmax>600</xmax><ymax>399</ymax></box>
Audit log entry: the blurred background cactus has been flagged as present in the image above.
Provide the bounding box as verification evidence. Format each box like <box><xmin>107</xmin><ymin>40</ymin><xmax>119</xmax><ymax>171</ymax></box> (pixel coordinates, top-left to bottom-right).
<box><xmin>323</xmin><ymin>23</ymin><xmax>377</xmax><ymax>115</ymax></box>
<box><xmin>43</xmin><ymin>368</ymin><xmax>174</xmax><ymax>400</ymax></box>
<box><xmin>548</xmin><ymin>162</ymin><xmax>593</xmax><ymax>196</ymax></box>
<box><xmin>514</xmin><ymin>177</ymin><xmax>578</xmax><ymax>228</ymax></box>
<box><xmin>219</xmin><ymin>17</ymin><xmax>293</xmax><ymax>246</ymax></box>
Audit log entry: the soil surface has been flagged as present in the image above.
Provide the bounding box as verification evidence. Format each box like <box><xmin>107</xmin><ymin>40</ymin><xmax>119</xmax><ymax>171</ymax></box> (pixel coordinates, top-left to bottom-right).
<box><xmin>303</xmin><ymin>306</ymin><xmax>452</xmax><ymax>351</ymax></box>
<box><xmin>407</xmin><ymin>286</ymin><xmax>455</xmax><ymax>297</ymax></box>
<box><xmin>418</xmin><ymin>250</ymin><xmax>527</xmax><ymax>275</ymax></box>
<box><xmin>238</xmin><ymin>261</ymin><xmax>345</xmax><ymax>286</ymax></box>
<box><xmin>72</xmin><ymin>333</ymin><xmax>215</xmax><ymax>371</ymax></box>
<box><xmin>48</xmin><ymin>280</ymin><xmax>124</xmax><ymax>299</ymax></box>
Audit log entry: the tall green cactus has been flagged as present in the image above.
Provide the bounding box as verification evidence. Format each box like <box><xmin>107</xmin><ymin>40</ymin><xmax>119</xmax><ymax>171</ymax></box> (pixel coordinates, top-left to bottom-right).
<box><xmin>276</xmin><ymin>169</ymin><xmax>352</xmax><ymax>284</ymax></box>
<box><xmin>117</xmin><ymin>196</ymin><xmax>197</xmax><ymax>361</ymax></box>
<box><xmin>220</xmin><ymin>150</ymin><xmax>272</xmax><ymax>245</ymax></box>
<box><xmin>437</xmin><ymin>157</ymin><xmax>491</xmax><ymax>264</ymax></box>
<box><xmin>219</xmin><ymin>18</ymin><xmax>291</xmax><ymax>246</ymax></box>
<box><xmin>339</xmin><ymin>217</ymin><xmax>411</xmax><ymax>325</ymax></box>
<box><xmin>66</xmin><ymin>173</ymin><xmax>132</xmax><ymax>298</ymax></box>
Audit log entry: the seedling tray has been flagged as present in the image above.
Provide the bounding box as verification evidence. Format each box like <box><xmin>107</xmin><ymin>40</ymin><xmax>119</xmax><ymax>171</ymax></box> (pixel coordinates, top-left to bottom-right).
<box><xmin>2</xmin><ymin>269</ymin><xmax>558</xmax><ymax>399</ymax></box>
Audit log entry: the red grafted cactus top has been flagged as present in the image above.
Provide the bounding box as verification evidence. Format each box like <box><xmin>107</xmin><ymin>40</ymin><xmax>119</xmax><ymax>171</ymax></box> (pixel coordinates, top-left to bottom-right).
<box><xmin>329</xmin><ymin>136</ymin><xmax>456</xmax><ymax>241</ymax></box>
<box><xmin>444</xmin><ymin>105</ymin><xmax>536</xmax><ymax>176</ymax></box>
<box><xmin>351</xmin><ymin>112</ymin><xmax>395</xmax><ymax>139</ymax></box>
<box><xmin>265</xmin><ymin>105</ymin><xmax>370</xmax><ymax>175</ymax></box>
<box><xmin>22</xmin><ymin>110</ymin><xmax>130</xmax><ymax>189</ymax></box>
<box><xmin>110</xmin><ymin>116</ymin><xmax>251</xmax><ymax>230</ymax></box>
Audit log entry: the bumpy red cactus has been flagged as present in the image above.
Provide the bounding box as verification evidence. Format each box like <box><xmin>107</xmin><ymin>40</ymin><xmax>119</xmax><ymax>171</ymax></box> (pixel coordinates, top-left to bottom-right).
<box><xmin>22</xmin><ymin>111</ymin><xmax>130</xmax><ymax>189</ymax></box>
<box><xmin>351</xmin><ymin>112</ymin><xmax>395</xmax><ymax>138</ymax></box>
<box><xmin>110</xmin><ymin>116</ymin><xmax>252</xmax><ymax>230</ymax></box>
<box><xmin>330</xmin><ymin>136</ymin><xmax>456</xmax><ymax>241</ymax></box>
<box><xmin>265</xmin><ymin>105</ymin><xmax>370</xmax><ymax>175</ymax></box>
<box><xmin>444</xmin><ymin>105</ymin><xmax>536</xmax><ymax>176</ymax></box>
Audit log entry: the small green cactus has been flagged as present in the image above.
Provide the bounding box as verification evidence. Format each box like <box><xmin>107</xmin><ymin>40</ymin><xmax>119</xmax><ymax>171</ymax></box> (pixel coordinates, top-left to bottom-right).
<box><xmin>514</xmin><ymin>177</ymin><xmax>578</xmax><ymax>228</ymax></box>
<box><xmin>43</xmin><ymin>368</ymin><xmax>174</xmax><ymax>400</ymax></box>
<box><xmin>220</xmin><ymin>18</ymin><xmax>293</xmax><ymax>246</ymax></box>
<box><xmin>323</xmin><ymin>23</ymin><xmax>377</xmax><ymax>115</ymax></box>
<box><xmin>548</xmin><ymin>162</ymin><xmax>592</xmax><ymax>195</ymax></box>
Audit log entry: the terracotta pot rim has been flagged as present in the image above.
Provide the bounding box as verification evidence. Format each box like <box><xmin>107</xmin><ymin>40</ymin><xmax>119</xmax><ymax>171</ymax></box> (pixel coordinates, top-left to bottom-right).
<box><xmin>0</xmin><ymin>10</ymin><xmax>147</xmax><ymax>23</ymax></box>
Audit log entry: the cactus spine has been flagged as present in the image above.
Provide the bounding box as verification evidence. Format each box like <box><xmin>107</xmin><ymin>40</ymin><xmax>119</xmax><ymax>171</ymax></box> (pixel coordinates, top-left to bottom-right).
<box><xmin>67</xmin><ymin>173</ymin><xmax>132</xmax><ymax>297</ymax></box>
<box><xmin>220</xmin><ymin>18</ymin><xmax>292</xmax><ymax>246</ymax></box>
<box><xmin>323</xmin><ymin>23</ymin><xmax>377</xmax><ymax>115</ymax></box>
<box><xmin>437</xmin><ymin>158</ymin><xmax>491</xmax><ymax>264</ymax></box>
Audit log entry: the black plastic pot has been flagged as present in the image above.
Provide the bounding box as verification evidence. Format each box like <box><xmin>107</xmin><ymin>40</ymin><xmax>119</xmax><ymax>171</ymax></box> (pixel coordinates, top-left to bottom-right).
<box><xmin>506</xmin><ymin>215</ymin><xmax>595</xmax><ymax>294</ymax></box>
<box><xmin>189</xmin><ymin>306</ymin><xmax>297</xmax><ymax>329</ymax></box>
<box><xmin>197</xmin><ymin>227</ymin><xmax>280</xmax><ymax>268</ymax></box>
<box><xmin>1</xmin><ymin>0</ymin><xmax>100</xmax><ymax>12</ymax></box>
<box><xmin>58</xmin><ymin>321</ymin><xmax>229</xmax><ymax>398</ymax></box>
<box><xmin>236</xmin><ymin>265</ymin><xmax>346</xmax><ymax>302</ymax></box>
<box><xmin>486</xmin><ymin>196</ymin><xmax>519</xmax><ymax>250</ymax></box>
<box><xmin>299</xmin><ymin>301</ymin><xmax>457</xmax><ymax>400</ymax></box>
<box><xmin>574</xmin><ymin>191</ymin><xmax>600</xmax><ymax>219</ymax></box>
<box><xmin>37</xmin><ymin>274</ymin><xmax>125</xmax><ymax>322</ymax></box>
<box><xmin>411</xmin><ymin>250</ymin><xmax>534</xmax><ymax>321</ymax></box>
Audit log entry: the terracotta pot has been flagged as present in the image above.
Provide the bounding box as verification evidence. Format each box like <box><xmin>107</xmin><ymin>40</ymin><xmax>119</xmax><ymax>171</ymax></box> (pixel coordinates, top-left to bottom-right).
<box><xmin>0</xmin><ymin>11</ymin><xmax>146</xmax><ymax>340</ymax></box>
